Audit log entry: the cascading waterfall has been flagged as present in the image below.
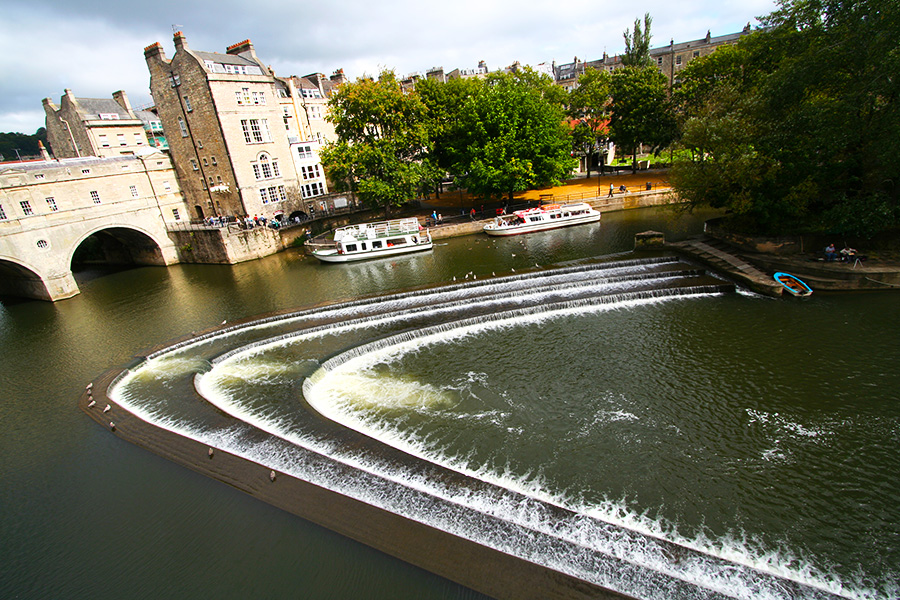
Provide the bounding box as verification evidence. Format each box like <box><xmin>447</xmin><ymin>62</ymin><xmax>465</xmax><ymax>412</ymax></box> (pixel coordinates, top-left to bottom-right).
<box><xmin>107</xmin><ymin>257</ymin><xmax>874</xmax><ymax>600</ymax></box>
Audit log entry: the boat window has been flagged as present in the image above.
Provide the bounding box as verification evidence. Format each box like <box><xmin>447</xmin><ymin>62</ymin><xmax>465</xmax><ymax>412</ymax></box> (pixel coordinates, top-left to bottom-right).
<box><xmin>361</xmin><ymin>243</ymin><xmax>367</xmax><ymax>250</ymax></box>
<box><xmin>345</xmin><ymin>243</ymin><xmax>358</xmax><ymax>252</ymax></box>
<box><xmin>386</xmin><ymin>238</ymin><xmax>407</xmax><ymax>246</ymax></box>
<box><xmin>372</xmin><ymin>241</ymin><xmax>382</xmax><ymax>249</ymax></box>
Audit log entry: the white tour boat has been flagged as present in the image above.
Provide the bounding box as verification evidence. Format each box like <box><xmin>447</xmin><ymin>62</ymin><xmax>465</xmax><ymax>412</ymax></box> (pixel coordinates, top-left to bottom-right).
<box><xmin>310</xmin><ymin>217</ymin><xmax>433</xmax><ymax>263</ymax></box>
<box><xmin>482</xmin><ymin>202</ymin><xmax>601</xmax><ymax>236</ymax></box>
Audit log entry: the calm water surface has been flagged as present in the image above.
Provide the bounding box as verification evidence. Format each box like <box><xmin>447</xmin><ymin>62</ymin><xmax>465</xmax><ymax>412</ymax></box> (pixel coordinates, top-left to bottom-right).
<box><xmin>1</xmin><ymin>207</ymin><xmax>897</xmax><ymax>599</ymax></box>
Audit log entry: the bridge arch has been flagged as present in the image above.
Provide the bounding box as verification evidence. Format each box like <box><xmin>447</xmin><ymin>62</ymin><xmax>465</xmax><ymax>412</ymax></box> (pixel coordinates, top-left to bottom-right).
<box><xmin>69</xmin><ymin>224</ymin><xmax>172</xmax><ymax>270</ymax></box>
<box><xmin>0</xmin><ymin>256</ymin><xmax>59</xmax><ymax>302</ymax></box>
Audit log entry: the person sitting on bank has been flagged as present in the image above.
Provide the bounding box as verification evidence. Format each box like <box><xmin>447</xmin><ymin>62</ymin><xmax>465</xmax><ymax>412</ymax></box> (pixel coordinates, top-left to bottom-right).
<box><xmin>840</xmin><ymin>246</ymin><xmax>857</xmax><ymax>261</ymax></box>
<box><xmin>825</xmin><ymin>243</ymin><xmax>838</xmax><ymax>261</ymax></box>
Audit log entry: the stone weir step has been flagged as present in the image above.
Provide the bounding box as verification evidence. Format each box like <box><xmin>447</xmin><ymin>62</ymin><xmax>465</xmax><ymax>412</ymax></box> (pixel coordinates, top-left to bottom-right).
<box><xmin>668</xmin><ymin>236</ymin><xmax>784</xmax><ymax>297</ymax></box>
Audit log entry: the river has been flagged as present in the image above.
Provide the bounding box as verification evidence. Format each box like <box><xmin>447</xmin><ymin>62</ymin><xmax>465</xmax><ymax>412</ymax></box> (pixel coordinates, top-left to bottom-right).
<box><xmin>1</xmin><ymin>207</ymin><xmax>897</xmax><ymax>600</ymax></box>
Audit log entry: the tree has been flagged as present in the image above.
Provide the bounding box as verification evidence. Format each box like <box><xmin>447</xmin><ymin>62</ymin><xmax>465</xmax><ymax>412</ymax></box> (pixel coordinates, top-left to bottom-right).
<box><xmin>568</xmin><ymin>67</ymin><xmax>612</xmax><ymax>177</ymax></box>
<box><xmin>622</xmin><ymin>13</ymin><xmax>653</xmax><ymax>67</ymax></box>
<box><xmin>320</xmin><ymin>71</ymin><xmax>437</xmax><ymax>215</ymax></box>
<box><xmin>608</xmin><ymin>66</ymin><xmax>677</xmax><ymax>172</ymax></box>
<box><xmin>416</xmin><ymin>76</ymin><xmax>481</xmax><ymax>196</ymax></box>
<box><xmin>444</xmin><ymin>70</ymin><xmax>576</xmax><ymax>203</ymax></box>
<box><xmin>671</xmin><ymin>0</ymin><xmax>900</xmax><ymax>235</ymax></box>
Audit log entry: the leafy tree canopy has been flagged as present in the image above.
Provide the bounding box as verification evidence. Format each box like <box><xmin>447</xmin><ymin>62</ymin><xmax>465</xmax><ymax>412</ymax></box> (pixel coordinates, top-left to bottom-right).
<box><xmin>444</xmin><ymin>70</ymin><xmax>577</xmax><ymax>202</ymax></box>
<box><xmin>671</xmin><ymin>0</ymin><xmax>900</xmax><ymax>235</ymax></box>
<box><xmin>320</xmin><ymin>71</ymin><xmax>438</xmax><ymax>213</ymax></box>
<box><xmin>609</xmin><ymin>66</ymin><xmax>677</xmax><ymax>171</ymax></box>
<box><xmin>622</xmin><ymin>13</ymin><xmax>654</xmax><ymax>68</ymax></box>
<box><xmin>568</xmin><ymin>67</ymin><xmax>612</xmax><ymax>177</ymax></box>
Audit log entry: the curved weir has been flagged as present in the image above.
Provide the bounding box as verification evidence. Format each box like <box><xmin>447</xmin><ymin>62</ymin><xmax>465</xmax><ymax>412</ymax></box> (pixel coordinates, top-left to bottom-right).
<box><xmin>94</xmin><ymin>257</ymin><xmax>865</xmax><ymax>600</ymax></box>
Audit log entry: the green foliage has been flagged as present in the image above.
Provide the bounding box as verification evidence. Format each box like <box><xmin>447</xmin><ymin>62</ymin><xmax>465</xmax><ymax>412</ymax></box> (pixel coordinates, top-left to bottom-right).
<box><xmin>321</xmin><ymin>71</ymin><xmax>436</xmax><ymax>213</ymax></box>
<box><xmin>671</xmin><ymin>0</ymin><xmax>900</xmax><ymax>236</ymax></box>
<box><xmin>443</xmin><ymin>70</ymin><xmax>577</xmax><ymax>201</ymax></box>
<box><xmin>0</xmin><ymin>128</ymin><xmax>46</xmax><ymax>160</ymax></box>
<box><xmin>622</xmin><ymin>14</ymin><xmax>654</xmax><ymax>68</ymax></box>
<box><xmin>609</xmin><ymin>66</ymin><xmax>677</xmax><ymax>170</ymax></box>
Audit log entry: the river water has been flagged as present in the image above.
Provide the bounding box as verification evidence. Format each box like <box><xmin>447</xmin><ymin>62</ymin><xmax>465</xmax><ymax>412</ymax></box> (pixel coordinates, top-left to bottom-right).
<box><xmin>1</xmin><ymin>207</ymin><xmax>897</xmax><ymax>600</ymax></box>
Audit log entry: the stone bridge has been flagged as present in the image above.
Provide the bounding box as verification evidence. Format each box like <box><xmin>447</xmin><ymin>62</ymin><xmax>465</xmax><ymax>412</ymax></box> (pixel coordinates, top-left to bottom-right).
<box><xmin>0</xmin><ymin>155</ymin><xmax>184</xmax><ymax>301</ymax></box>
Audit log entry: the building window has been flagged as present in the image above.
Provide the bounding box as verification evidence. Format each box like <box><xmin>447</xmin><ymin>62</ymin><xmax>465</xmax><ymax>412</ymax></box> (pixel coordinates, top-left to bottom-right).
<box><xmin>190</xmin><ymin>159</ymin><xmax>198</xmax><ymax>170</ymax></box>
<box><xmin>259</xmin><ymin>185</ymin><xmax>286</xmax><ymax>204</ymax></box>
<box><xmin>34</xmin><ymin>173</ymin><xmax>45</xmax><ymax>180</ymax></box>
<box><xmin>0</xmin><ymin>204</ymin><xmax>6</xmax><ymax>220</ymax></box>
<box><xmin>163</xmin><ymin>180</ymin><xmax>172</xmax><ymax>191</ymax></box>
<box><xmin>118</xmin><ymin>134</ymin><xmax>127</xmax><ymax>147</ymax></box>
<box><xmin>130</xmin><ymin>185</ymin><xmax>139</xmax><ymax>198</ymax></box>
<box><xmin>657</xmin><ymin>56</ymin><xmax>663</xmax><ymax>66</ymax></box>
<box><xmin>197</xmin><ymin>139</ymin><xmax>203</xmax><ymax>149</ymax></box>
<box><xmin>36</xmin><ymin>239</ymin><xmax>49</xmax><ymax>249</ymax></box>
<box><xmin>675</xmin><ymin>55</ymin><xmax>683</xmax><ymax>66</ymax></box>
<box><xmin>693</xmin><ymin>50</ymin><xmax>700</xmax><ymax>59</ymax></box>
<box><xmin>100</xmin><ymin>113</ymin><xmax>119</xmax><ymax>120</ymax></box>
<box><xmin>91</xmin><ymin>190</ymin><xmax>100</xmax><ymax>204</ymax></box>
<box><xmin>252</xmin><ymin>91</ymin><xmax>266</xmax><ymax>105</ymax></box>
<box><xmin>99</xmin><ymin>134</ymin><xmax>110</xmax><ymax>148</ymax></box>
<box><xmin>297</xmin><ymin>144</ymin><xmax>313</xmax><ymax>159</ymax></box>
<box><xmin>301</xmin><ymin>164</ymin><xmax>322</xmax><ymax>180</ymax></box>
<box><xmin>241</xmin><ymin>119</ymin><xmax>271</xmax><ymax>143</ymax></box>
<box><xmin>301</xmin><ymin>182</ymin><xmax>325</xmax><ymax>198</ymax></box>
<box><xmin>178</xmin><ymin>117</ymin><xmax>188</xmax><ymax>137</ymax></box>
<box><xmin>82</xmin><ymin>168</ymin><xmax>91</xmax><ymax>174</ymax></box>
<box><xmin>236</xmin><ymin>87</ymin><xmax>252</xmax><ymax>105</ymax></box>
<box><xmin>211</xmin><ymin>156</ymin><xmax>217</xmax><ymax>166</ymax></box>
<box><xmin>252</xmin><ymin>153</ymin><xmax>280</xmax><ymax>180</ymax></box>
<box><xmin>203</xmin><ymin>158</ymin><xmax>208</xmax><ymax>166</ymax></box>
<box><xmin>20</xmin><ymin>200</ymin><xmax>33</xmax><ymax>215</ymax></box>
<box><xmin>134</xmin><ymin>133</ymin><xmax>144</xmax><ymax>145</ymax></box>
<box><xmin>172</xmin><ymin>208</ymin><xmax>181</xmax><ymax>221</ymax></box>
<box><xmin>184</xmin><ymin>95</ymin><xmax>193</xmax><ymax>112</ymax></box>
<box><xmin>46</xmin><ymin>197</ymin><xmax>58</xmax><ymax>211</ymax></box>
<box><xmin>170</xmin><ymin>73</ymin><xmax>181</xmax><ymax>87</ymax></box>
<box><xmin>308</xmin><ymin>105</ymin><xmax>322</xmax><ymax>119</ymax></box>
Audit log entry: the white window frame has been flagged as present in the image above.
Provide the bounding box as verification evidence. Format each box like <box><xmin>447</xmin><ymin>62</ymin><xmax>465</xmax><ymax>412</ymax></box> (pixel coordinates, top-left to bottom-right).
<box><xmin>46</xmin><ymin>197</ymin><xmax>58</xmax><ymax>211</ymax></box>
<box><xmin>91</xmin><ymin>190</ymin><xmax>101</xmax><ymax>204</ymax></box>
<box><xmin>130</xmin><ymin>185</ymin><xmax>139</xmax><ymax>198</ymax></box>
<box><xmin>20</xmin><ymin>200</ymin><xmax>33</xmax><ymax>216</ymax></box>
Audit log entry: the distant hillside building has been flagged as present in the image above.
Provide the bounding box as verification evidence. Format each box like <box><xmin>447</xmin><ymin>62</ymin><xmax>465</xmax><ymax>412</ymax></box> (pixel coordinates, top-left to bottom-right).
<box><xmin>554</xmin><ymin>25</ymin><xmax>752</xmax><ymax>89</ymax></box>
<box><xmin>144</xmin><ymin>33</ymin><xmax>306</xmax><ymax>221</ymax></box>
<box><xmin>43</xmin><ymin>89</ymin><xmax>152</xmax><ymax>159</ymax></box>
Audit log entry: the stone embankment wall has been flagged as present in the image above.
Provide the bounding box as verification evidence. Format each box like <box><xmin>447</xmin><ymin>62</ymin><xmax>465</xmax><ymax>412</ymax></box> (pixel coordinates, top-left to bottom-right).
<box><xmin>169</xmin><ymin>225</ymin><xmax>282</xmax><ymax>264</ymax></box>
<box><xmin>430</xmin><ymin>189</ymin><xmax>675</xmax><ymax>240</ymax></box>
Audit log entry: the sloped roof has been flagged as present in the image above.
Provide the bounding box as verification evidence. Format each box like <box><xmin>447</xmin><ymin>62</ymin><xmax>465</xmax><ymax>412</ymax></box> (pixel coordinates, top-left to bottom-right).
<box><xmin>75</xmin><ymin>98</ymin><xmax>131</xmax><ymax>120</ymax></box>
<box><xmin>195</xmin><ymin>50</ymin><xmax>258</xmax><ymax>66</ymax></box>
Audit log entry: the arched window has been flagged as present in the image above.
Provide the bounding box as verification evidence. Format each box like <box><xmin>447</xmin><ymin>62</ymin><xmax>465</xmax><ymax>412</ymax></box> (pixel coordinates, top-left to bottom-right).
<box><xmin>252</xmin><ymin>153</ymin><xmax>280</xmax><ymax>180</ymax></box>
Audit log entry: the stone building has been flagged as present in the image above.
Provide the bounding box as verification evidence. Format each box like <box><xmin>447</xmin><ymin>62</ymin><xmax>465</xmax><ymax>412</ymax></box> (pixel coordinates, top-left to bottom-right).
<box><xmin>554</xmin><ymin>25</ymin><xmax>752</xmax><ymax>89</ymax></box>
<box><xmin>0</xmin><ymin>152</ymin><xmax>188</xmax><ymax>300</ymax></box>
<box><xmin>43</xmin><ymin>89</ymin><xmax>152</xmax><ymax>159</ymax></box>
<box><xmin>144</xmin><ymin>33</ymin><xmax>302</xmax><ymax>222</ymax></box>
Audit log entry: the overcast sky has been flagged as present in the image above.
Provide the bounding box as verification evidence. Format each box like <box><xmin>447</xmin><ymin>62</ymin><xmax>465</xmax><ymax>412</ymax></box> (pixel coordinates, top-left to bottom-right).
<box><xmin>0</xmin><ymin>0</ymin><xmax>777</xmax><ymax>134</ymax></box>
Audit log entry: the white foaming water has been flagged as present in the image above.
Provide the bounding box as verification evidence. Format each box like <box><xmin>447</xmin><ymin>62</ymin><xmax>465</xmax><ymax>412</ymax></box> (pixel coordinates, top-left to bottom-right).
<box><xmin>107</xmin><ymin>263</ymin><xmax>884</xmax><ymax>600</ymax></box>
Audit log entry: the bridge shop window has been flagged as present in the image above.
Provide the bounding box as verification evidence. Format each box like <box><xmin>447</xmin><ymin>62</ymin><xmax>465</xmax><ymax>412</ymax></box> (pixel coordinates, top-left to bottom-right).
<box><xmin>20</xmin><ymin>200</ymin><xmax>33</xmax><ymax>216</ymax></box>
<box><xmin>45</xmin><ymin>197</ymin><xmax>58</xmax><ymax>212</ymax></box>
<box><xmin>172</xmin><ymin>208</ymin><xmax>181</xmax><ymax>221</ymax></box>
<box><xmin>130</xmin><ymin>185</ymin><xmax>139</xmax><ymax>198</ymax></box>
<box><xmin>90</xmin><ymin>191</ymin><xmax>101</xmax><ymax>204</ymax></box>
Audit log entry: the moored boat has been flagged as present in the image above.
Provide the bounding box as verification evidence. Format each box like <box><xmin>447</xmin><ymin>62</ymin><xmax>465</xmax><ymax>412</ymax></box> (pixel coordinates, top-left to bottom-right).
<box><xmin>774</xmin><ymin>272</ymin><xmax>813</xmax><ymax>296</ymax></box>
<box><xmin>482</xmin><ymin>202</ymin><xmax>601</xmax><ymax>236</ymax></box>
<box><xmin>310</xmin><ymin>217</ymin><xmax>432</xmax><ymax>263</ymax></box>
